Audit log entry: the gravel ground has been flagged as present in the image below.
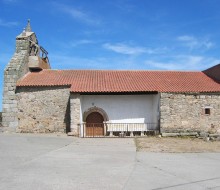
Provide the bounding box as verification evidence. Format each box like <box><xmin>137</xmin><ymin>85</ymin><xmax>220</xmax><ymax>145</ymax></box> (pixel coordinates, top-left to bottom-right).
<box><xmin>135</xmin><ymin>136</ymin><xmax>220</xmax><ymax>153</ymax></box>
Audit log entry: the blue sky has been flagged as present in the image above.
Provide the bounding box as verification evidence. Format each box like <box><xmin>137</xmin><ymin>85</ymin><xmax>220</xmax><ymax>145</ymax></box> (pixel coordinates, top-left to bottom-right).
<box><xmin>1</xmin><ymin>0</ymin><xmax>220</xmax><ymax>110</ymax></box>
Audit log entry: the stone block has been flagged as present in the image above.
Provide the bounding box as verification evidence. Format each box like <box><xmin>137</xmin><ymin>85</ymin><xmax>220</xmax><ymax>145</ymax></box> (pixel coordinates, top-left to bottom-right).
<box><xmin>7</xmin><ymin>91</ymin><xmax>15</xmax><ymax>96</ymax></box>
<box><xmin>8</xmin><ymin>87</ymin><xmax>15</xmax><ymax>91</ymax></box>
<box><xmin>8</xmin><ymin>121</ymin><xmax>18</xmax><ymax>128</ymax></box>
<box><xmin>12</xmin><ymin>108</ymin><xmax>18</xmax><ymax>112</ymax></box>
<box><xmin>189</xmin><ymin>132</ymin><xmax>199</xmax><ymax>136</ymax></box>
<box><xmin>162</xmin><ymin>133</ymin><xmax>179</xmax><ymax>137</ymax></box>
<box><xmin>4</xmin><ymin>127</ymin><xmax>16</xmax><ymax>133</ymax></box>
<box><xmin>3</xmin><ymin>104</ymin><xmax>10</xmax><ymax>109</ymax></box>
<box><xmin>181</xmin><ymin>121</ymin><xmax>189</xmax><ymax>125</ymax></box>
<box><xmin>15</xmin><ymin>128</ymin><xmax>22</xmax><ymax>133</ymax></box>
<box><xmin>203</xmin><ymin>137</ymin><xmax>210</xmax><ymax>141</ymax></box>
<box><xmin>67</xmin><ymin>131</ymin><xmax>78</xmax><ymax>136</ymax></box>
<box><xmin>209</xmin><ymin>134</ymin><xmax>220</xmax><ymax>137</ymax></box>
<box><xmin>200</xmin><ymin>132</ymin><xmax>208</xmax><ymax>137</ymax></box>
<box><xmin>9</xmin><ymin>104</ymin><xmax>17</xmax><ymax>108</ymax></box>
<box><xmin>179</xmin><ymin>132</ymin><xmax>198</xmax><ymax>136</ymax></box>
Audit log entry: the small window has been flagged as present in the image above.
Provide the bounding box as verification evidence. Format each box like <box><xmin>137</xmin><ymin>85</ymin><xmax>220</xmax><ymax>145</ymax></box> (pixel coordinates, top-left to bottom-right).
<box><xmin>205</xmin><ymin>108</ymin><xmax>210</xmax><ymax>115</ymax></box>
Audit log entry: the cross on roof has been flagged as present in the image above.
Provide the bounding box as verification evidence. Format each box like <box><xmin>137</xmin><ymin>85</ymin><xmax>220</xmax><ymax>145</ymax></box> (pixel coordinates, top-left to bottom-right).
<box><xmin>25</xmin><ymin>19</ymin><xmax>32</xmax><ymax>32</ymax></box>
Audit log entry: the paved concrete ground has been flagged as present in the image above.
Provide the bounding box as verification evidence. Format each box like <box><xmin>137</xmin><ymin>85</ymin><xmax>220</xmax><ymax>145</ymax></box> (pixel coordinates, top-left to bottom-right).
<box><xmin>126</xmin><ymin>153</ymin><xmax>220</xmax><ymax>190</ymax></box>
<box><xmin>0</xmin><ymin>133</ymin><xmax>220</xmax><ymax>190</ymax></box>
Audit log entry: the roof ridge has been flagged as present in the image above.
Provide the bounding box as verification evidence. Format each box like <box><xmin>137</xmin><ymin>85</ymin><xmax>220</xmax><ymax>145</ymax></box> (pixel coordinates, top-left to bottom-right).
<box><xmin>42</xmin><ymin>69</ymin><xmax>201</xmax><ymax>73</ymax></box>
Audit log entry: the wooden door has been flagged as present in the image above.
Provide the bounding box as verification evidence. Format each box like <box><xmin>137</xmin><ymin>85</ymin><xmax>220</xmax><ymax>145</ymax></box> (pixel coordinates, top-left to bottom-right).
<box><xmin>86</xmin><ymin>112</ymin><xmax>104</xmax><ymax>137</ymax></box>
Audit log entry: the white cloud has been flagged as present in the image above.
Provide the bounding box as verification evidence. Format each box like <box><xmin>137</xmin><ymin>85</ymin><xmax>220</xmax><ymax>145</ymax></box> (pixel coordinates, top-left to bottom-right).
<box><xmin>110</xmin><ymin>0</ymin><xmax>135</xmax><ymax>13</ymax></box>
<box><xmin>145</xmin><ymin>55</ymin><xmax>220</xmax><ymax>71</ymax></box>
<box><xmin>52</xmin><ymin>3</ymin><xmax>101</xmax><ymax>25</ymax></box>
<box><xmin>0</xmin><ymin>19</ymin><xmax>18</xmax><ymax>27</ymax></box>
<box><xmin>50</xmin><ymin>54</ymin><xmax>110</xmax><ymax>69</ymax></box>
<box><xmin>48</xmin><ymin>50</ymin><xmax>220</xmax><ymax>72</ymax></box>
<box><xmin>177</xmin><ymin>35</ymin><xmax>214</xmax><ymax>50</ymax></box>
<box><xmin>103</xmin><ymin>43</ymin><xmax>167</xmax><ymax>55</ymax></box>
<box><xmin>49</xmin><ymin>53</ymin><xmax>143</xmax><ymax>70</ymax></box>
<box><xmin>103</xmin><ymin>43</ymin><xmax>146</xmax><ymax>55</ymax></box>
<box><xmin>69</xmin><ymin>40</ymin><xmax>94</xmax><ymax>47</ymax></box>
<box><xmin>177</xmin><ymin>35</ymin><xmax>194</xmax><ymax>41</ymax></box>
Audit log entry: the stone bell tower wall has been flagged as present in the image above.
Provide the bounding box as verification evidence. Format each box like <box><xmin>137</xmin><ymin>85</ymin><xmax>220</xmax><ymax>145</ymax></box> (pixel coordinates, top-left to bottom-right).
<box><xmin>2</xmin><ymin>23</ymin><xmax>39</xmax><ymax>130</ymax></box>
<box><xmin>2</xmin><ymin>41</ymin><xmax>30</xmax><ymax>129</ymax></box>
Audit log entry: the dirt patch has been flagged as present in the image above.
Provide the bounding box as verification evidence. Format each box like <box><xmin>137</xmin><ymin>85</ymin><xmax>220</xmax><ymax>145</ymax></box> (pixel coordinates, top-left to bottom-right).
<box><xmin>135</xmin><ymin>137</ymin><xmax>220</xmax><ymax>153</ymax></box>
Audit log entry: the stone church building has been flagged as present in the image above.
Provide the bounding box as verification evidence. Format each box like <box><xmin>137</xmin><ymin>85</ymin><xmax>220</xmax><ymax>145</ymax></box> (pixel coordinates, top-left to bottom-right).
<box><xmin>2</xmin><ymin>21</ymin><xmax>220</xmax><ymax>137</ymax></box>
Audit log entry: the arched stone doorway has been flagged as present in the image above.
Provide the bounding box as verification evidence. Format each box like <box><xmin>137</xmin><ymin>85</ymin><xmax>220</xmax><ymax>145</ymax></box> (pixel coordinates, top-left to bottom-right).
<box><xmin>83</xmin><ymin>107</ymin><xmax>109</xmax><ymax>137</ymax></box>
<box><xmin>86</xmin><ymin>112</ymin><xmax>104</xmax><ymax>136</ymax></box>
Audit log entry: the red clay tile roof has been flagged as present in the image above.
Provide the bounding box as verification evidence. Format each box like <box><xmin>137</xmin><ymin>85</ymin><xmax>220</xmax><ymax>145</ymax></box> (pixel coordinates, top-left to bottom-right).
<box><xmin>16</xmin><ymin>70</ymin><xmax>220</xmax><ymax>93</ymax></box>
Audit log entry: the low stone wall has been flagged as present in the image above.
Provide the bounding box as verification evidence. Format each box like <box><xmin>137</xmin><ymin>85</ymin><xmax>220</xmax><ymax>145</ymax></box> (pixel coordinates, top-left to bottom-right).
<box><xmin>160</xmin><ymin>93</ymin><xmax>220</xmax><ymax>134</ymax></box>
<box><xmin>17</xmin><ymin>86</ymin><xmax>70</xmax><ymax>133</ymax></box>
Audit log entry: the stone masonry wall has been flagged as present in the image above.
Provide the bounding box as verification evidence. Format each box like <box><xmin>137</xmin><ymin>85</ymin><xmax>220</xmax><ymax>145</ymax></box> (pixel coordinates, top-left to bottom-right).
<box><xmin>160</xmin><ymin>93</ymin><xmax>220</xmax><ymax>134</ymax></box>
<box><xmin>16</xmin><ymin>86</ymin><xmax>70</xmax><ymax>133</ymax></box>
<box><xmin>2</xmin><ymin>39</ymin><xmax>30</xmax><ymax>129</ymax></box>
<box><xmin>70</xmin><ymin>93</ymin><xmax>81</xmax><ymax>136</ymax></box>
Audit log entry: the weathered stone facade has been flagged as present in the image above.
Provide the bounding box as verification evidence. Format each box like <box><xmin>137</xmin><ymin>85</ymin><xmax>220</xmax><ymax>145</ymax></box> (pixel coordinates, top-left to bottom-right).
<box><xmin>70</xmin><ymin>93</ymin><xmax>81</xmax><ymax>136</ymax></box>
<box><xmin>160</xmin><ymin>93</ymin><xmax>220</xmax><ymax>134</ymax></box>
<box><xmin>2</xmin><ymin>39</ymin><xmax>31</xmax><ymax>129</ymax></box>
<box><xmin>16</xmin><ymin>86</ymin><xmax>70</xmax><ymax>133</ymax></box>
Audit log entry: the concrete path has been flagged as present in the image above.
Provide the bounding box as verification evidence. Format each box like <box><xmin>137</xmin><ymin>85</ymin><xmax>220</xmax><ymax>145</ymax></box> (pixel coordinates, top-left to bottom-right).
<box><xmin>0</xmin><ymin>133</ymin><xmax>220</xmax><ymax>190</ymax></box>
<box><xmin>125</xmin><ymin>152</ymin><xmax>220</xmax><ymax>190</ymax></box>
<box><xmin>0</xmin><ymin>134</ymin><xmax>135</xmax><ymax>190</ymax></box>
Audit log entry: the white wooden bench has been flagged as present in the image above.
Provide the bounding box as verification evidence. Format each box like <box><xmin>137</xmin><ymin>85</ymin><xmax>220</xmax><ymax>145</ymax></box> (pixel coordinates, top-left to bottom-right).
<box><xmin>106</xmin><ymin>123</ymin><xmax>147</xmax><ymax>137</ymax></box>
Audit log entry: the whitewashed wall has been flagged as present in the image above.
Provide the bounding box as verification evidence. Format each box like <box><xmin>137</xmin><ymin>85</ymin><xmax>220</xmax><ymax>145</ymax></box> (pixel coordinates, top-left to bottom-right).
<box><xmin>152</xmin><ymin>94</ymin><xmax>160</xmax><ymax>123</ymax></box>
<box><xmin>80</xmin><ymin>94</ymin><xmax>159</xmax><ymax>125</ymax></box>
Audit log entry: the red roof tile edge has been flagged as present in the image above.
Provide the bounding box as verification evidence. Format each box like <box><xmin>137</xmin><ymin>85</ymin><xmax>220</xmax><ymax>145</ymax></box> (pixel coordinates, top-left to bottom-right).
<box><xmin>16</xmin><ymin>70</ymin><xmax>220</xmax><ymax>93</ymax></box>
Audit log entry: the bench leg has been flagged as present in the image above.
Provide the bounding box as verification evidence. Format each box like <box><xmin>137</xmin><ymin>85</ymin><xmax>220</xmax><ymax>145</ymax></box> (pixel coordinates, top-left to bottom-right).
<box><xmin>141</xmin><ymin>131</ymin><xmax>144</xmax><ymax>136</ymax></box>
<box><xmin>110</xmin><ymin>131</ymin><xmax>113</xmax><ymax>137</ymax></box>
<box><xmin>120</xmin><ymin>131</ymin><xmax>125</xmax><ymax>137</ymax></box>
<box><xmin>130</xmin><ymin>131</ymin><xmax>134</xmax><ymax>137</ymax></box>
